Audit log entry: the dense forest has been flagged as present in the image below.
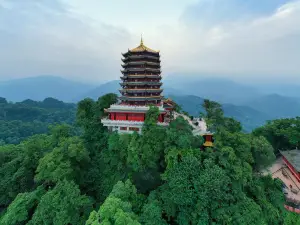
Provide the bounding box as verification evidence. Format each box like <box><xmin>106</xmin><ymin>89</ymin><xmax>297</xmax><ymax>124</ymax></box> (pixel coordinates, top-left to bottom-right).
<box><xmin>0</xmin><ymin>94</ymin><xmax>300</xmax><ymax>224</ymax></box>
<box><xmin>0</xmin><ymin>97</ymin><xmax>76</xmax><ymax>145</ymax></box>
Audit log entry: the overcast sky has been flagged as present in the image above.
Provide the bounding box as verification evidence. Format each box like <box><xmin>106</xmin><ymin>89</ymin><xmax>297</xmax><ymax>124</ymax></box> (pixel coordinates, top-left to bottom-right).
<box><xmin>0</xmin><ymin>0</ymin><xmax>299</xmax><ymax>84</ymax></box>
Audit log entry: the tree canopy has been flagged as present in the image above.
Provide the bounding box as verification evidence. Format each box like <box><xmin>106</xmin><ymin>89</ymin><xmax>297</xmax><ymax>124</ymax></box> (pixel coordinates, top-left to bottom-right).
<box><xmin>0</xmin><ymin>96</ymin><xmax>296</xmax><ymax>224</ymax></box>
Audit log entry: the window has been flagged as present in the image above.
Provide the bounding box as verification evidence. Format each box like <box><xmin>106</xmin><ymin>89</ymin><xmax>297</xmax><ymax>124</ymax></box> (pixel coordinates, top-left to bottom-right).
<box><xmin>129</xmin><ymin>127</ymin><xmax>139</xmax><ymax>131</ymax></box>
<box><xmin>120</xmin><ymin>127</ymin><xmax>127</xmax><ymax>130</ymax></box>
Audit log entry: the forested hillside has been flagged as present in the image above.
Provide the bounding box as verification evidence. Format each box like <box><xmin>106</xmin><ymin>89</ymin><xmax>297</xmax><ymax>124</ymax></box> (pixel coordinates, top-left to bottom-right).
<box><xmin>0</xmin><ymin>97</ymin><xmax>76</xmax><ymax>144</ymax></box>
<box><xmin>1</xmin><ymin>93</ymin><xmax>299</xmax><ymax>224</ymax></box>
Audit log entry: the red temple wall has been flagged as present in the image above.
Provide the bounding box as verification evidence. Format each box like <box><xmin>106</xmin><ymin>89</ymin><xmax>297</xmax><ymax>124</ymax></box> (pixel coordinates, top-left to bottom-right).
<box><xmin>110</xmin><ymin>112</ymin><xmax>167</xmax><ymax>122</ymax></box>
<box><xmin>283</xmin><ymin>156</ymin><xmax>300</xmax><ymax>182</ymax></box>
<box><xmin>116</xmin><ymin>113</ymin><xmax>127</xmax><ymax>120</ymax></box>
<box><xmin>110</xmin><ymin>113</ymin><xmax>115</xmax><ymax>120</ymax></box>
<box><xmin>128</xmin><ymin>113</ymin><xmax>145</xmax><ymax>121</ymax></box>
<box><xmin>284</xmin><ymin>205</ymin><xmax>300</xmax><ymax>214</ymax></box>
<box><xmin>205</xmin><ymin>135</ymin><xmax>212</xmax><ymax>142</ymax></box>
<box><xmin>158</xmin><ymin>114</ymin><xmax>163</xmax><ymax>122</ymax></box>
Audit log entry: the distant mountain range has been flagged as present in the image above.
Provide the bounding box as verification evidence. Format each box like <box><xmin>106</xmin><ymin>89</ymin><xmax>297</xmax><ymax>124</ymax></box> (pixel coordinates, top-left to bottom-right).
<box><xmin>0</xmin><ymin>76</ymin><xmax>95</xmax><ymax>102</ymax></box>
<box><xmin>168</xmin><ymin>95</ymin><xmax>270</xmax><ymax>131</ymax></box>
<box><xmin>1</xmin><ymin>75</ymin><xmax>299</xmax><ymax>131</ymax></box>
<box><xmin>163</xmin><ymin>76</ymin><xmax>262</xmax><ymax>104</ymax></box>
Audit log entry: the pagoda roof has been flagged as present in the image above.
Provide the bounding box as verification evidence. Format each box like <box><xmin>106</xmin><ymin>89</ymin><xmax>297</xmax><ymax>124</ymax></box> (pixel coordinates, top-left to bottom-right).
<box><xmin>120</xmin><ymin>75</ymin><xmax>162</xmax><ymax>80</ymax></box>
<box><xmin>120</xmin><ymin>89</ymin><xmax>163</xmax><ymax>93</ymax></box>
<box><xmin>105</xmin><ymin>104</ymin><xmax>167</xmax><ymax>113</ymax></box>
<box><xmin>130</xmin><ymin>38</ymin><xmax>159</xmax><ymax>54</ymax></box>
<box><xmin>280</xmin><ymin>149</ymin><xmax>300</xmax><ymax>172</ymax></box>
<box><xmin>122</xmin><ymin>38</ymin><xmax>159</xmax><ymax>56</ymax></box>
<box><xmin>120</xmin><ymin>81</ymin><xmax>162</xmax><ymax>86</ymax></box>
<box><xmin>122</xmin><ymin>55</ymin><xmax>160</xmax><ymax>62</ymax></box>
<box><xmin>119</xmin><ymin>96</ymin><xmax>162</xmax><ymax>101</ymax></box>
<box><xmin>122</xmin><ymin>61</ymin><xmax>160</xmax><ymax>66</ymax></box>
<box><xmin>121</xmin><ymin>68</ymin><xmax>161</xmax><ymax>72</ymax></box>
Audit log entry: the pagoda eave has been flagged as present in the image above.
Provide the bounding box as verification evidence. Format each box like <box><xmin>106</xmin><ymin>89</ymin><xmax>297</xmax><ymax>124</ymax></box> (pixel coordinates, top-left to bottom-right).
<box><xmin>104</xmin><ymin>104</ymin><xmax>167</xmax><ymax>113</ymax></box>
<box><xmin>119</xmin><ymin>96</ymin><xmax>163</xmax><ymax>101</ymax></box>
<box><xmin>121</xmin><ymin>69</ymin><xmax>161</xmax><ymax>73</ymax></box>
<box><xmin>120</xmin><ymin>89</ymin><xmax>163</xmax><ymax>93</ymax></box>
<box><xmin>120</xmin><ymin>82</ymin><xmax>163</xmax><ymax>86</ymax></box>
<box><xmin>120</xmin><ymin>75</ymin><xmax>162</xmax><ymax>80</ymax></box>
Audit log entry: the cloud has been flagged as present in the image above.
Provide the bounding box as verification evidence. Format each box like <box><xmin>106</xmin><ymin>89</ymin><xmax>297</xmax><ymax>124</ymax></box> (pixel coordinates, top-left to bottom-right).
<box><xmin>0</xmin><ymin>0</ymin><xmax>134</xmax><ymax>83</ymax></box>
<box><xmin>160</xmin><ymin>0</ymin><xmax>300</xmax><ymax>83</ymax></box>
<box><xmin>0</xmin><ymin>0</ymin><xmax>299</xmax><ymax>84</ymax></box>
<box><xmin>180</xmin><ymin>0</ymin><xmax>290</xmax><ymax>26</ymax></box>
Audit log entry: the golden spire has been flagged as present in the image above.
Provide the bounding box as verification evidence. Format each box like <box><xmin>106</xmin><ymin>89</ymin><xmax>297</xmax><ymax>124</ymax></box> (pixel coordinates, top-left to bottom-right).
<box><xmin>129</xmin><ymin>35</ymin><xmax>159</xmax><ymax>53</ymax></box>
<box><xmin>140</xmin><ymin>34</ymin><xmax>144</xmax><ymax>46</ymax></box>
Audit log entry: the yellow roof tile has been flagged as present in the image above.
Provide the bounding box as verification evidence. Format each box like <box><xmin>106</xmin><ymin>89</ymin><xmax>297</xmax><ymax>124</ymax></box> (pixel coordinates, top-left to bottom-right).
<box><xmin>130</xmin><ymin>37</ymin><xmax>159</xmax><ymax>53</ymax></box>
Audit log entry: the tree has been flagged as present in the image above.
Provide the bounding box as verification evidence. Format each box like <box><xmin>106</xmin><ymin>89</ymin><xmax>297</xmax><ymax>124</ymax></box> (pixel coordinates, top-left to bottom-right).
<box><xmin>253</xmin><ymin>117</ymin><xmax>300</xmax><ymax>152</ymax></box>
<box><xmin>202</xmin><ymin>99</ymin><xmax>224</xmax><ymax>132</ymax></box>
<box><xmin>96</xmin><ymin>133</ymin><xmax>133</xmax><ymax>201</ymax></box>
<box><xmin>77</xmin><ymin>94</ymin><xmax>118</xmax><ymax>155</ymax></box>
<box><xmin>0</xmin><ymin>135</ymin><xmax>51</xmax><ymax>209</ymax></box>
<box><xmin>165</xmin><ymin>116</ymin><xmax>203</xmax><ymax>150</ymax></box>
<box><xmin>140</xmin><ymin>195</ymin><xmax>167</xmax><ymax>225</ymax></box>
<box><xmin>0</xmin><ymin>187</ymin><xmax>45</xmax><ymax>225</ymax></box>
<box><xmin>35</xmin><ymin>137</ymin><xmax>90</xmax><ymax>186</ymax></box>
<box><xmin>284</xmin><ymin>212</ymin><xmax>300</xmax><ymax>225</ymax></box>
<box><xmin>250</xmin><ymin>135</ymin><xmax>276</xmax><ymax>171</ymax></box>
<box><xmin>29</xmin><ymin>180</ymin><xmax>92</xmax><ymax>225</ymax></box>
<box><xmin>86</xmin><ymin>180</ymin><xmax>141</xmax><ymax>225</ymax></box>
<box><xmin>0</xmin><ymin>96</ymin><xmax>289</xmax><ymax>225</ymax></box>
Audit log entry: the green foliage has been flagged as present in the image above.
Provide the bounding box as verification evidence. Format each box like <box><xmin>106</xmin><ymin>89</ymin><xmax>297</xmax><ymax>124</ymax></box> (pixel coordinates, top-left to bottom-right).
<box><xmin>0</xmin><ymin>95</ymin><xmax>291</xmax><ymax>225</ymax></box>
<box><xmin>86</xmin><ymin>180</ymin><xmax>141</xmax><ymax>225</ymax></box>
<box><xmin>250</xmin><ymin>135</ymin><xmax>276</xmax><ymax>171</ymax></box>
<box><xmin>0</xmin><ymin>135</ymin><xmax>51</xmax><ymax>209</ymax></box>
<box><xmin>0</xmin><ymin>187</ymin><xmax>45</xmax><ymax>225</ymax></box>
<box><xmin>253</xmin><ymin>117</ymin><xmax>300</xmax><ymax>152</ymax></box>
<box><xmin>77</xmin><ymin>94</ymin><xmax>119</xmax><ymax>202</ymax></box>
<box><xmin>284</xmin><ymin>212</ymin><xmax>300</xmax><ymax>225</ymax></box>
<box><xmin>35</xmin><ymin>137</ymin><xmax>90</xmax><ymax>185</ymax></box>
<box><xmin>77</xmin><ymin>94</ymin><xmax>118</xmax><ymax>155</ymax></box>
<box><xmin>0</xmin><ymin>98</ymin><xmax>77</xmax><ymax>144</ymax></box>
<box><xmin>202</xmin><ymin>99</ymin><xmax>224</xmax><ymax>132</ymax></box>
<box><xmin>29</xmin><ymin>180</ymin><xmax>92</xmax><ymax>225</ymax></box>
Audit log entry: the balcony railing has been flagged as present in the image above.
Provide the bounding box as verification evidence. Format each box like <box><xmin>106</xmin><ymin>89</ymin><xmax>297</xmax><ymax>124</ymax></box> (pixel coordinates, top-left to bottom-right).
<box><xmin>107</xmin><ymin>104</ymin><xmax>165</xmax><ymax>111</ymax></box>
<box><xmin>101</xmin><ymin>118</ymin><xmax>168</xmax><ymax>127</ymax></box>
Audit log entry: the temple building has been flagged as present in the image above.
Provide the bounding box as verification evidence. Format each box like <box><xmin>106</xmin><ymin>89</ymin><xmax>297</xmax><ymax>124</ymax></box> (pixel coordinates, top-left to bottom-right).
<box><xmin>280</xmin><ymin>149</ymin><xmax>300</xmax><ymax>182</ymax></box>
<box><xmin>101</xmin><ymin>38</ymin><xmax>172</xmax><ymax>134</ymax></box>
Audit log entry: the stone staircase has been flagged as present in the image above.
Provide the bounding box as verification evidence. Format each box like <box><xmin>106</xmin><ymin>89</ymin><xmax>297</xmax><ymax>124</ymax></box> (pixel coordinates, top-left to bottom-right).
<box><xmin>173</xmin><ymin>112</ymin><xmax>207</xmax><ymax>136</ymax></box>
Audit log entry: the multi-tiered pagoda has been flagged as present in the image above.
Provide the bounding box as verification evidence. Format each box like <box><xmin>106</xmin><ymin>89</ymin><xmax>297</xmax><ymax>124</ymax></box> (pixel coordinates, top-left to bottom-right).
<box><xmin>101</xmin><ymin>38</ymin><xmax>173</xmax><ymax>134</ymax></box>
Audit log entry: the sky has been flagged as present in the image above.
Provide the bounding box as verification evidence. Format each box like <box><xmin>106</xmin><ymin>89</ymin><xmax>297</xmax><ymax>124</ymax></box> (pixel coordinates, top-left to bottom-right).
<box><xmin>0</xmin><ymin>0</ymin><xmax>299</xmax><ymax>84</ymax></box>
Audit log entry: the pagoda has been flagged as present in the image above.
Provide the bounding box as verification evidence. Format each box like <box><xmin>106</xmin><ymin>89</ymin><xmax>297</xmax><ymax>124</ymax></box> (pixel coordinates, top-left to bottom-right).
<box><xmin>101</xmin><ymin>38</ymin><xmax>173</xmax><ymax>134</ymax></box>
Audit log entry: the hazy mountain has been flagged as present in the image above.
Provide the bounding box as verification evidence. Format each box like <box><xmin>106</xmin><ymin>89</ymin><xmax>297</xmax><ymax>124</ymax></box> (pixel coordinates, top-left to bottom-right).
<box><xmin>245</xmin><ymin>94</ymin><xmax>300</xmax><ymax>119</ymax></box>
<box><xmin>170</xmin><ymin>95</ymin><xmax>269</xmax><ymax>131</ymax></box>
<box><xmin>163</xmin><ymin>76</ymin><xmax>262</xmax><ymax>104</ymax></box>
<box><xmin>76</xmin><ymin>80</ymin><xmax>185</xmax><ymax>101</ymax></box>
<box><xmin>76</xmin><ymin>80</ymin><xmax>120</xmax><ymax>101</ymax></box>
<box><xmin>222</xmin><ymin>104</ymin><xmax>270</xmax><ymax>131</ymax></box>
<box><xmin>0</xmin><ymin>76</ymin><xmax>95</xmax><ymax>102</ymax></box>
<box><xmin>1</xmin><ymin>75</ymin><xmax>299</xmax><ymax>131</ymax></box>
<box><xmin>255</xmin><ymin>83</ymin><xmax>300</xmax><ymax>98</ymax></box>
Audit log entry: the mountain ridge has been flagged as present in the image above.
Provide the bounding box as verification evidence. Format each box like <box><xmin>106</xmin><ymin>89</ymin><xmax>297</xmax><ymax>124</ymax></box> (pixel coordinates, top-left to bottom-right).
<box><xmin>0</xmin><ymin>75</ymin><xmax>96</xmax><ymax>102</ymax></box>
<box><xmin>1</xmin><ymin>75</ymin><xmax>300</xmax><ymax>131</ymax></box>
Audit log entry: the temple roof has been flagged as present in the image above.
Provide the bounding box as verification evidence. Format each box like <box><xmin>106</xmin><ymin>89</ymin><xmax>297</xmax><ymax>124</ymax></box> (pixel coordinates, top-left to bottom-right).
<box><xmin>129</xmin><ymin>37</ymin><xmax>159</xmax><ymax>54</ymax></box>
<box><xmin>280</xmin><ymin>149</ymin><xmax>300</xmax><ymax>172</ymax></box>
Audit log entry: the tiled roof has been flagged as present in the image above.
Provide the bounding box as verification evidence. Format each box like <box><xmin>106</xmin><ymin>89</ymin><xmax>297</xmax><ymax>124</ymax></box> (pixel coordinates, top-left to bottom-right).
<box><xmin>281</xmin><ymin>149</ymin><xmax>300</xmax><ymax>172</ymax></box>
<box><xmin>130</xmin><ymin>38</ymin><xmax>159</xmax><ymax>53</ymax></box>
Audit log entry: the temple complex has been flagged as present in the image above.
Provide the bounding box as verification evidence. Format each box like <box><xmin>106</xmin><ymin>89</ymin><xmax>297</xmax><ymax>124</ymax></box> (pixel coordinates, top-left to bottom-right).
<box><xmin>101</xmin><ymin>38</ymin><xmax>212</xmax><ymax>145</ymax></box>
<box><xmin>264</xmin><ymin>150</ymin><xmax>300</xmax><ymax>214</ymax></box>
<box><xmin>101</xmin><ymin>38</ymin><xmax>172</xmax><ymax>134</ymax></box>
